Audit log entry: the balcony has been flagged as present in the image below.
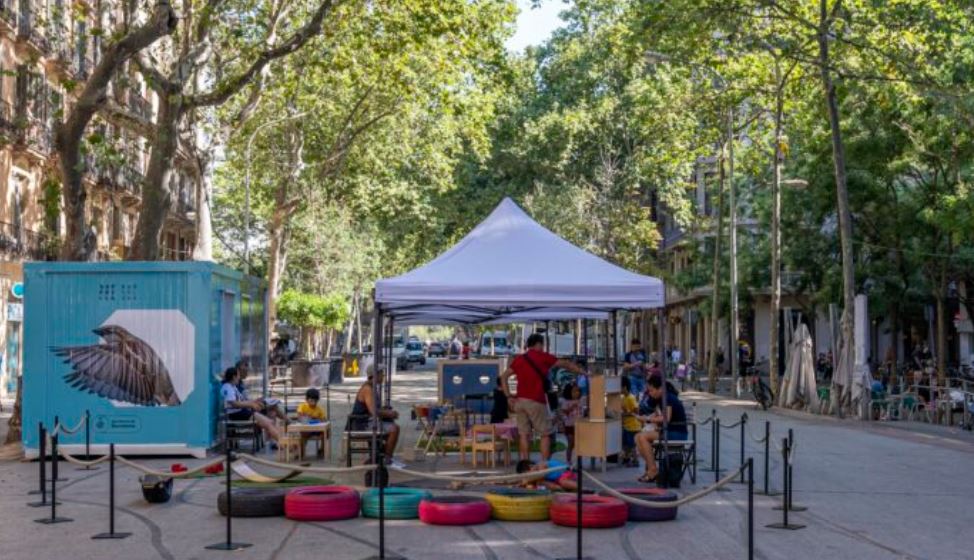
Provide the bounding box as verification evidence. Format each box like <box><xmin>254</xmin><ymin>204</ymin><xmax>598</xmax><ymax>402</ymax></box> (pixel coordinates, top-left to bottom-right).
<box><xmin>128</xmin><ymin>90</ymin><xmax>152</xmax><ymax>120</ymax></box>
<box><xmin>12</xmin><ymin>118</ymin><xmax>53</xmax><ymax>155</ymax></box>
<box><xmin>0</xmin><ymin>221</ymin><xmax>55</xmax><ymax>261</ymax></box>
<box><xmin>16</xmin><ymin>11</ymin><xmax>49</xmax><ymax>53</ymax></box>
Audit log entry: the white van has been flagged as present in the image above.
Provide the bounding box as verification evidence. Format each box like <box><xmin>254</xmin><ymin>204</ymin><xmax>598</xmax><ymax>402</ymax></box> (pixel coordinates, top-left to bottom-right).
<box><xmin>478</xmin><ymin>331</ymin><xmax>513</xmax><ymax>356</ymax></box>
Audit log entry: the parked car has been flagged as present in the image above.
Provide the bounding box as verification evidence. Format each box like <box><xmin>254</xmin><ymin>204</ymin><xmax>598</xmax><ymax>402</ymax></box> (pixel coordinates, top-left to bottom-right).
<box><xmin>404</xmin><ymin>341</ymin><xmax>426</xmax><ymax>365</ymax></box>
<box><xmin>427</xmin><ymin>341</ymin><xmax>447</xmax><ymax>357</ymax></box>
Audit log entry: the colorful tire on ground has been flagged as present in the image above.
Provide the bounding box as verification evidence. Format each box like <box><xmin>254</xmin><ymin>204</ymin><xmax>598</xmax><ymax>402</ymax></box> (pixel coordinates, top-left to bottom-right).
<box><xmin>218</xmin><ymin>487</ymin><xmax>289</xmax><ymax>517</ymax></box>
<box><xmin>418</xmin><ymin>496</ymin><xmax>492</xmax><ymax>526</ymax></box>
<box><xmin>485</xmin><ymin>487</ymin><xmax>552</xmax><ymax>521</ymax></box>
<box><xmin>604</xmin><ymin>488</ymin><xmax>678</xmax><ymax>522</ymax></box>
<box><xmin>549</xmin><ymin>494</ymin><xmax>628</xmax><ymax>528</ymax></box>
<box><xmin>284</xmin><ymin>486</ymin><xmax>360</xmax><ymax>521</ymax></box>
<box><xmin>361</xmin><ymin>487</ymin><xmax>432</xmax><ymax>519</ymax></box>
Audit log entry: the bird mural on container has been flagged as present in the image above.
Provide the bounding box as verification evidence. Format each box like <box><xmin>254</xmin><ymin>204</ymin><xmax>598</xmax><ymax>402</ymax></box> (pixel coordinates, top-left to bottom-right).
<box><xmin>53</xmin><ymin>325</ymin><xmax>181</xmax><ymax>406</ymax></box>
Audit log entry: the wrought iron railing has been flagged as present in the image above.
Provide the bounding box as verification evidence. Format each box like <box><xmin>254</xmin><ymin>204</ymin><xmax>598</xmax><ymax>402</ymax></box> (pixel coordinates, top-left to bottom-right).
<box><xmin>0</xmin><ymin>221</ymin><xmax>54</xmax><ymax>260</ymax></box>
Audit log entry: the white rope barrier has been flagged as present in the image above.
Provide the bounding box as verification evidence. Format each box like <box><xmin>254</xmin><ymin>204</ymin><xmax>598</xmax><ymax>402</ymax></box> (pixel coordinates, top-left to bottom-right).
<box><xmin>236</xmin><ymin>453</ymin><xmax>378</xmax><ymax>475</ymax></box>
<box><xmin>389</xmin><ymin>465</ymin><xmax>565</xmax><ymax>485</ymax></box>
<box><xmin>58</xmin><ymin>448</ymin><xmax>110</xmax><ymax>467</ymax></box>
<box><xmin>583</xmin><ymin>464</ymin><xmax>747</xmax><ymax>509</ymax></box>
<box><xmin>745</xmin><ymin>423</ymin><xmax>769</xmax><ymax>444</ymax></box>
<box><xmin>52</xmin><ymin>413</ymin><xmax>87</xmax><ymax>436</ymax></box>
<box><xmin>117</xmin><ymin>456</ymin><xmax>226</xmax><ymax>478</ymax></box>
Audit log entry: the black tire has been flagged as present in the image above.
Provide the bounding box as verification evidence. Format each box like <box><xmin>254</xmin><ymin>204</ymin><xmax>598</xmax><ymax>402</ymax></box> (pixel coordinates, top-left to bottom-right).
<box><xmin>217</xmin><ymin>487</ymin><xmax>290</xmax><ymax>517</ymax></box>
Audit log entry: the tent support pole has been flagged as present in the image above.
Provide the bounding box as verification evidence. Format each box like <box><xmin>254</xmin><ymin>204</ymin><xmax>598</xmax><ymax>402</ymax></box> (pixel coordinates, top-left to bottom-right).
<box><xmin>658</xmin><ymin>308</ymin><xmax>670</xmax><ymax>487</ymax></box>
<box><xmin>611</xmin><ymin>310</ymin><xmax>618</xmax><ymax>375</ymax></box>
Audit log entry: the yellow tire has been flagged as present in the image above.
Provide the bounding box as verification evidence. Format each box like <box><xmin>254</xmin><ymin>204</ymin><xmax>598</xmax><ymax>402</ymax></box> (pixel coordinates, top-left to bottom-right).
<box><xmin>485</xmin><ymin>489</ymin><xmax>552</xmax><ymax>521</ymax></box>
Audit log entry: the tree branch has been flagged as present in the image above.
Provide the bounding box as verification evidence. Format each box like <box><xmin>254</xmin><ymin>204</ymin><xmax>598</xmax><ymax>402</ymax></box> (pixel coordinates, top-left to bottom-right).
<box><xmin>185</xmin><ymin>0</ymin><xmax>337</xmax><ymax>108</ymax></box>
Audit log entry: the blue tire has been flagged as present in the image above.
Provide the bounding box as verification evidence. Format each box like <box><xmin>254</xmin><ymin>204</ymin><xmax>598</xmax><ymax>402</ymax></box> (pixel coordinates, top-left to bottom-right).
<box><xmin>361</xmin><ymin>487</ymin><xmax>432</xmax><ymax>519</ymax></box>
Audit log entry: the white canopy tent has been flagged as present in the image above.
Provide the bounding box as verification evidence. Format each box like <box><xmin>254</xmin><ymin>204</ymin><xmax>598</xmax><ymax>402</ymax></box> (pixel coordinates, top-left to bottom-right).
<box><xmin>375</xmin><ymin>198</ymin><xmax>665</xmax><ymax>324</ymax></box>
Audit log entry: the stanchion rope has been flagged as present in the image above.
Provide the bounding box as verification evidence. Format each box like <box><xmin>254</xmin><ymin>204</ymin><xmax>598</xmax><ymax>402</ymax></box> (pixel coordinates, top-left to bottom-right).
<box><xmin>695</xmin><ymin>416</ymin><xmax>715</xmax><ymax>426</ymax></box>
<box><xmin>116</xmin><ymin>456</ymin><xmax>226</xmax><ymax>478</ymax></box>
<box><xmin>389</xmin><ymin>465</ymin><xmax>564</xmax><ymax>484</ymax></box>
<box><xmin>583</xmin><ymin>464</ymin><xmax>747</xmax><ymax>509</ymax></box>
<box><xmin>58</xmin><ymin>448</ymin><xmax>110</xmax><ymax>467</ymax></box>
<box><xmin>745</xmin><ymin>423</ymin><xmax>769</xmax><ymax>444</ymax></box>
<box><xmin>719</xmin><ymin>420</ymin><xmax>744</xmax><ymax>429</ymax></box>
<box><xmin>236</xmin><ymin>453</ymin><xmax>378</xmax><ymax>474</ymax></box>
<box><xmin>52</xmin><ymin>412</ymin><xmax>88</xmax><ymax>436</ymax></box>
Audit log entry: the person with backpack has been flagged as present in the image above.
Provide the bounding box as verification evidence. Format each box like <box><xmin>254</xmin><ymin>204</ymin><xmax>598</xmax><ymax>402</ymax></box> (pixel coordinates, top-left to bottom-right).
<box><xmin>500</xmin><ymin>333</ymin><xmax>586</xmax><ymax>461</ymax></box>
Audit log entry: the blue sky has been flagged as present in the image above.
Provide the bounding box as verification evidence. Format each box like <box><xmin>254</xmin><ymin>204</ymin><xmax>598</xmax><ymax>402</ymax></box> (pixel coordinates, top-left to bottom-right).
<box><xmin>506</xmin><ymin>0</ymin><xmax>567</xmax><ymax>52</ymax></box>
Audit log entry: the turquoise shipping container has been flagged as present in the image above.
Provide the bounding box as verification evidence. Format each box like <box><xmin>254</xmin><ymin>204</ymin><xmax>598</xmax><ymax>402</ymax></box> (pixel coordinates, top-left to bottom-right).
<box><xmin>22</xmin><ymin>261</ymin><xmax>266</xmax><ymax>458</ymax></box>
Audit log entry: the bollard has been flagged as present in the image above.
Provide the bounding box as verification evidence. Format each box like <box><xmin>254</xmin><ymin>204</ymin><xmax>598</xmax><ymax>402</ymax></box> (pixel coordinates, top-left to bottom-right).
<box><xmin>35</xmin><ymin>434</ymin><xmax>71</xmax><ymax>524</ymax></box>
<box><xmin>93</xmin><ymin>444</ymin><xmax>130</xmax><ymax>539</ymax></box>
<box><xmin>747</xmin><ymin>458</ymin><xmax>754</xmax><ymax>560</ymax></box>
<box><xmin>206</xmin><ymin>431</ymin><xmax>251</xmax><ymax>550</ymax></box>
<box><xmin>767</xmin><ymin>437</ymin><xmax>804</xmax><ymax>530</ymax></box>
<box><xmin>786</xmin><ymin>429</ymin><xmax>806</xmax><ymax>512</ymax></box>
<box><xmin>28</xmin><ymin>423</ymin><xmax>48</xmax><ymax>502</ymax></box>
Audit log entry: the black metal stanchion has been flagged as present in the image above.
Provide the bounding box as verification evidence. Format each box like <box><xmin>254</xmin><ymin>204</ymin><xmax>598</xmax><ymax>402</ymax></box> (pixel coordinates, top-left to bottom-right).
<box><xmin>785</xmin><ymin>429</ymin><xmax>806</xmax><ymax>512</ymax></box>
<box><xmin>80</xmin><ymin>411</ymin><xmax>99</xmax><ymax>471</ymax></box>
<box><xmin>35</xmin><ymin>434</ymin><xmax>71</xmax><ymax>524</ymax></box>
<box><xmin>690</xmin><ymin>421</ymin><xmax>698</xmax><ymax>483</ymax></box>
<box><xmin>48</xmin><ymin>416</ymin><xmax>67</xmax><ymax>482</ymax></box>
<box><xmin>206</xmin><ymin>440</ymin><xmax>251</xmax><ymax>550</ymax></box>
<box><xmin>93</xmin><ymin>444</ymin><xmax>130</xmax><ymax>539</ymax></box>
<box><xmin>714</xmin><ymin>418</ymin><xmax>730</xmax><ymax>492</ymax></box>
<box><xmin>702</xmin><ymin>410</ymin><xmax>718</xmax><ymax>472</ymax></box>
<box><xmin>758</xmin><ymin>420</ymin><xmax>779</xmax><ymax>496</ymax></box>
<box><xmin>736</xmin><ymin>413</ymin><xmax>747</xmax><ymax>483</ymax></box>
<box><xmin>767</xmin><ymin>437</ymin><xmax>804</xmax><ymax>530</ymax></box>
<box><xmin>747</xmin><ymin>458</ymin><xmax>754</xmax><ymax>560</ymax></box>
<box><xmin>28</xmin><ymin>423</ymin><xmax>47</xmax><ymax>502</ymax></box>
<box><xmin>556</xmin><ymin>455</ymin><xmax>591</xmax><ymax>560</ymax></box>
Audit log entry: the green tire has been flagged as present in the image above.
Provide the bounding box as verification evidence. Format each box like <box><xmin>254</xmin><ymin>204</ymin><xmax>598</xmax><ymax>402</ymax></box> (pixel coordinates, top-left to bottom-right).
<box><xmin>361</xmin><ymin>487</ymin><xmax>432</xmax><ymax>519</ymax></box>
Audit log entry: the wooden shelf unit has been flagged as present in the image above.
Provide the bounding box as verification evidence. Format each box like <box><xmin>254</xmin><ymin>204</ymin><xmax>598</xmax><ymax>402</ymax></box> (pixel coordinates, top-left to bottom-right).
<box><xmin>576</xmin><ymin>374</ymin><xmax>622</xmax><ymax>471</ymax></box>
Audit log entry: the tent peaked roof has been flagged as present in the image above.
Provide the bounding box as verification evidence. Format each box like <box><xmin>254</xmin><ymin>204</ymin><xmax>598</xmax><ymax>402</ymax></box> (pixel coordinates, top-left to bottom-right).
<box><xmin>375</xmin><ymin>197</ymin><xmax>664</xmax><ymax>323</ymax></box>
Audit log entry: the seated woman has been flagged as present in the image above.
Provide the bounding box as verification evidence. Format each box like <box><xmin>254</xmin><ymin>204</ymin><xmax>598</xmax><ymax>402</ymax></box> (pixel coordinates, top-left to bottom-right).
<box><xmin>634</xmin><ymin>375</ymin><xmax>688</xmax><ymax>483</ymax></box>
<box><xmin>350</xmin><ymin>366</ymin><xmax>401</xmax><ymax>464</ymax></box>
<box><xmin>221</xmin><ymin>366</ymin><xmax>281</xmax><ymax>445</ymax></box>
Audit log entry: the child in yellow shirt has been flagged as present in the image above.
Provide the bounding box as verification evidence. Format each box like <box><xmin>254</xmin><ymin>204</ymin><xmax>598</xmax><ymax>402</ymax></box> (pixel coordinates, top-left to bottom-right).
<box><xmin>297</xmin><ymin>388</ymin><xmax>326</xmax><ymax>421</ymax></box>
<box><xmin>621</xmin><ymin>377</ymin><xmax>641</xmax><ymax>467</ymax></box>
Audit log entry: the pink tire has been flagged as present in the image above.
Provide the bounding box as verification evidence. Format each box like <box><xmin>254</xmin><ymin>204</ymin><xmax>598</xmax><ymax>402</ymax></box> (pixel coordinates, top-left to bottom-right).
<box><xmin>285</xmin><ymin>486</ymin><xmax>360</xmax><ymax>521</ymax></box>
<box><xmin>549</xmin><ymin>494</ymin><xmax>628</xmax><ymax>528</ymax></box>
<box><xmin>418</xmin><ymin>496</ymin><xmax>492</xmax><ymax>526</ymax></box>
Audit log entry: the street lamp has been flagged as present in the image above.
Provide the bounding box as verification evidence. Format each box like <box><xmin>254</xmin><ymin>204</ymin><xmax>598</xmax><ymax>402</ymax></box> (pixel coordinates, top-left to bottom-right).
<box><xmin>645</xmin><ymin>51</ymin><xmax>742</xmax><ymax>396</ymax></box>
<box><xmin>242</xmin><ymin>111</ymin><xmax>309</xmax><ymax>275</ymax></box>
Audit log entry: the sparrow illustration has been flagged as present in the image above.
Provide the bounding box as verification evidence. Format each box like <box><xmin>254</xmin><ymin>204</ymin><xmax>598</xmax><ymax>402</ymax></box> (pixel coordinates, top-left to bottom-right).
<box><xmin>53</xmin><ymin>325</ymin><xmax>181</xmax><ymax>406</ymax></box>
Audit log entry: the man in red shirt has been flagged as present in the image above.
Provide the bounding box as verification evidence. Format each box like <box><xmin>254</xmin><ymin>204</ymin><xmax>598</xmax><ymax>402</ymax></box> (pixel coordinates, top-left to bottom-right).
<box><xmin>500</xmin><ymin>333</ymin><xmax>586</xmax><ymax>460</ymax></box>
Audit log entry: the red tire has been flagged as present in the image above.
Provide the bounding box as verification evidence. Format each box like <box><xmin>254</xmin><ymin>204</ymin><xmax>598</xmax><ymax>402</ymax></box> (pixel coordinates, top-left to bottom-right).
<box><xmin>549</xmin><ymin>494</ymin><xmax>628</xmax><ymax>528</ymax></box>
<box><xmin>605</xmin><ymin>488</ymin><xmax>678</xmax><ymax>522</ymax></box>
<box><xmin>285</xmin><ymin>486</ymin><xmax>360</xmax><ymax>521</ymax></box>
<box><xmin>418</xmin><ymin>496</ymin><xmax>491</xmax><ymax>526</ymax></box>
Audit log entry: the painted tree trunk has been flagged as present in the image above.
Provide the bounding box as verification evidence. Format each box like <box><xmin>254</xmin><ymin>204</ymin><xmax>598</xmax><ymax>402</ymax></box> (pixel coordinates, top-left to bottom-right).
<box><xmin>193</xmin><ymin>168</ymin><xmax>214</xmax><ymax>260</ymax></box>
<box><xmin>266</xmin><ymin>205</ymin><xmax>291</xmax><ymax>341</ymax></box>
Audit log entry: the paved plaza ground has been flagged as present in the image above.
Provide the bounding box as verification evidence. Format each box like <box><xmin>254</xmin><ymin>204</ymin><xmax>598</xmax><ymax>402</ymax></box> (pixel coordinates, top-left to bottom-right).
<box><xmin>2</xmin><ymin>360</ymin><xmax>973</xmax><ymax>560</ymax></box>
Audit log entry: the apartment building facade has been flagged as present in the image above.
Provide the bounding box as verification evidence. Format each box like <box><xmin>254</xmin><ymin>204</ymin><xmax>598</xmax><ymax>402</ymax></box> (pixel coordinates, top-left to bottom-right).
<box><xmin>0</xmin><ymin>0</ymin><xmax>199</xmax><ymax>398</ymax></box>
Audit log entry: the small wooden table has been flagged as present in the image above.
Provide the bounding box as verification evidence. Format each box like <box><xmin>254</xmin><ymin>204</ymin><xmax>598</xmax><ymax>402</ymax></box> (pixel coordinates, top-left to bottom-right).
<box><xmin>286</xmin><ymin>421</ymin><xmax>332</xmax><ymax>461</ymax></box>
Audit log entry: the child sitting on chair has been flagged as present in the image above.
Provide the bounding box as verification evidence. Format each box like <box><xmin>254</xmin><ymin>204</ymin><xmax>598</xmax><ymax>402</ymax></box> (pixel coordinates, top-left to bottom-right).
<box><xmin>516</xmin><ymin>459</ymin><xmax>577</xmax><ymax>492</ymax></box>
<box><xmin>297</xmin><ymin>388</ymin><xmax>326</xmax><ymax>422</ymax></box>
<box><xmin>296</xmin><ymin>388</ymin><xmax>327</xmax><ymax>458</ymax></box>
